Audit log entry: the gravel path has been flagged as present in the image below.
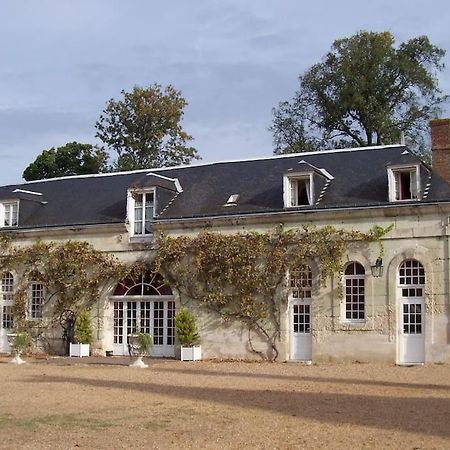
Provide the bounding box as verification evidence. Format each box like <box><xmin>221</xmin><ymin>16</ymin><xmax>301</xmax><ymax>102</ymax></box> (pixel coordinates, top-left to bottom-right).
<box><xmin>0</xmin><ymin>357</ymin><xmax>449</xmax><ymax>449</ymax></box>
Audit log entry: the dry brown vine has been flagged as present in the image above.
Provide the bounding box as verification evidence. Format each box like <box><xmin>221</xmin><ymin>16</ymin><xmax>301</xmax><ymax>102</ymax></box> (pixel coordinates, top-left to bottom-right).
<box><xmin>155</xmin><ymin>224</ymin><xmax>391</xmax><ymax>361</ymax></box>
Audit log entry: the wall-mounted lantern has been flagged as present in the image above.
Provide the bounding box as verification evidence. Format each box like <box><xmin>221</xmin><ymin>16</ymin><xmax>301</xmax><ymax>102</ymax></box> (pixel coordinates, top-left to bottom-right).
<box><xmin>371</xmin><ymin>257</ymin><xmax>384</xmax><ymax>278</ymax></box>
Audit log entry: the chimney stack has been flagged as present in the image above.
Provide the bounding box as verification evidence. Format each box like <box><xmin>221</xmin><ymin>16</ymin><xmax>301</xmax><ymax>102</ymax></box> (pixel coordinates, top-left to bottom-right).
<box><xmin>430</xmin><ymin>118</ymin><xmax>450</xmax><ymax>183</ymax></box>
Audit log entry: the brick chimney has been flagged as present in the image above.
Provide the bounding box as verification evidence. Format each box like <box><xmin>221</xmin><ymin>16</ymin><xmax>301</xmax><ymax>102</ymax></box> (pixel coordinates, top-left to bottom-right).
<box><xmin>430</xmin><ymin>118</ymin><xmax>450</xmax><ymax>183</ymax></box>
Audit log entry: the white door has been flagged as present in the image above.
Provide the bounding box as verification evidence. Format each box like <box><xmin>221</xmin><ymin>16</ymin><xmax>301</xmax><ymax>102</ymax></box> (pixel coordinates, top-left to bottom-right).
<box><xmin>398</xmin><ymin>259</ymin><xmax>426</xmax><ymax>364</ymax></box>
<box><xmin>112</xmin><ymin>299</ymin><xmax>176</xmax><ymax>357</ymax></box>
<box><xmin>399</xmin><ymin>296</ymin><xmax>425</xmax><ymax>364</ymax></box>
<box><xmin>290</xmin><ymin>297</ymin><xmax>312</xmax><ymax>361</ymax></box>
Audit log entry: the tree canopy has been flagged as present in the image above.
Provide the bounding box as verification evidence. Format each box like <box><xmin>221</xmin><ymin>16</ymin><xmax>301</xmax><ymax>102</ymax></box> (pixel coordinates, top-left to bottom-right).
<box><xmin>23</xmin><ymin>142</ymin><xmax>108</xmax><ymax>181</ymax></box>
<box><xmin>95</xmin><ymin>84</ymin><xmax>199</xmax><ymax>171</ymax></box>
<box><xmin>271</xmin><ymin>31</ymin><xmax>448</xmax><ymax>154</ymax></box>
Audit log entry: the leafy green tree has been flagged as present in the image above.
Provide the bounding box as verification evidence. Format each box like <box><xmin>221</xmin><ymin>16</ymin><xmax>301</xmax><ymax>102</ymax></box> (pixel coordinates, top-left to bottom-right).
<box><xmin>23</xmin><ymin>142</ymin><xmax>108</xmax><ymax>181</ymax></box>
<box><xmin>271</xmin><ymin>31</ymin><xmax>448</xmax><ymax>154</ymax></box>
<box><xmin>95</xmin><ymin>84</ymin><xmax>199</xmax><ymax>171</ymax></box>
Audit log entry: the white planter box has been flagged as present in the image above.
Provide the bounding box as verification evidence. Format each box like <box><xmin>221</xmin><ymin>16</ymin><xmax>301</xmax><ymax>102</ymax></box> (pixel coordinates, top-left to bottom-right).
<box><xmin>180</xmin><ymin>345</ymin><xmax>202</xmax><ymax>361</ymax></box>
<box><xmin>69</xmin><ymin>343</ymin><xmax>90</xmax><ymax>357</ymax></box>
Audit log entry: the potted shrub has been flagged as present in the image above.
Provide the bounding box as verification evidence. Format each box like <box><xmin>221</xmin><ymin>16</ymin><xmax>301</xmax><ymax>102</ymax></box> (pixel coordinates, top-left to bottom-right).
<box><xmin>128</xmin><ymin>332</ymin><xmax>152</xmax><ymax>368</ymax></box>
<box><xmin>7</xmin><ymin>331</ymin><xmax>31</xmax><ymax>364</ymax></box>
<box><xmin>69</xmin><ymin>309</ymin><xmax>93</xmax><ymax>357</ymax></box>
<box><xmin>175</xmin><ymin>308</ymin><xmax>201</xmax><ymax>361</ymax></box>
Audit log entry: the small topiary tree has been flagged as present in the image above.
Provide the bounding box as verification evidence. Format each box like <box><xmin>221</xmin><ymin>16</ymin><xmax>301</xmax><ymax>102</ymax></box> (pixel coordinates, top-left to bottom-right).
<box><xmin>175</xmin><ymin>309</ymin><xmax>200</xmax><ymax>346</ymax></box>
<box><xmin>74</xmin><ymin>310</ymin><xmax>94</xmax><ymax>344</ymax></box>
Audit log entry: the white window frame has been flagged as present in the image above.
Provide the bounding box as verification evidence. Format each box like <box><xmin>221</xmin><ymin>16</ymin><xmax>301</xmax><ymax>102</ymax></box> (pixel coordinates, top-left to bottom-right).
<box><xmin>1</xmin><ymin>272</ymin><xmax>15</xmax><ymax>329</ymax></box>
<box><xmin>0</xmin><ymin>200</ymin><xmax>19</xmax><ymax>228</ymax></box>
<box><xmin>29</xmin><ymin>282</ymin><xmax>44</xmax><ymax>321</ymax></box>
<box><xmin>387</xmin><ymin>165</ymin><xmax>420</xmax><ymax>202</ymax></box>
<box><xmin>283</xmin><ymin>172</ymin><xmax>314</xmax><ymax>208</ymax></box>
<box><xmin>289</xmin><ymin>266</ymin><xmax>312</xmax><ymax>299</ymax></box>
<box><xmin>127</xmin><ymin>188</ymin><xmax>156</xmax><ymax>237</ymax></box>
<box><xmin>342</xmin><ymin>262</ymin><xmax>366</xmax><ymax>324</ymax></box>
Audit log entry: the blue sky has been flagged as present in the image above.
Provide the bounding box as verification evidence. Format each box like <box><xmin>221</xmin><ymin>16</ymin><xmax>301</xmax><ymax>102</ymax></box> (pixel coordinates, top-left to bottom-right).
<box><xmin>0</xmin><ymin>0</ymin><xmax>449</xmax><ymax>184</ymax></box>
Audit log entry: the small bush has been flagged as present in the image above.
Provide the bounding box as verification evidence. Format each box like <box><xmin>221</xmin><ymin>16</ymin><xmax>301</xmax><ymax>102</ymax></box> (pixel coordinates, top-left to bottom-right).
<box><xmin>74</xmin><ymin>310</ymin><xmax>94</xmax><ymax>344</ymax></box>
<box><xmin>175</xmin><ymin>309</ymin><xmax>200</xmax><ymax>346</ymax></box>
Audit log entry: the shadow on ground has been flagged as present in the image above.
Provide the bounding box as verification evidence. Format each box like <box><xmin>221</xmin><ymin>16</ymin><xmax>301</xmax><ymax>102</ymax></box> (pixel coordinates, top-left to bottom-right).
<box><xmin>26</xmin><ymin>374</ymin><xmax>450</xmax><ymax>438</ymax></box>
<box><xmin>150</xmin><ymin>366</ymin><xmax>450</xmax><ymax>392</ymax></box>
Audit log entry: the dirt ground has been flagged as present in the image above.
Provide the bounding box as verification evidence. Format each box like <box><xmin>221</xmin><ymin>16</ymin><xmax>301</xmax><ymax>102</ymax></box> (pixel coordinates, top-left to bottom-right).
<box><xmin>0</xmin><ymin>357</ymin><xmax>448</xmax><ymax>450</ymax></box>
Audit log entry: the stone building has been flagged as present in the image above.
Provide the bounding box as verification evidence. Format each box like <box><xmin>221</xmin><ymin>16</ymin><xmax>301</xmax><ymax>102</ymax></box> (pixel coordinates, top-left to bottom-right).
<box><xmin>1</xmin><ymin>120</ymin><xmax>450</xmax><ymax>364</ymax></box>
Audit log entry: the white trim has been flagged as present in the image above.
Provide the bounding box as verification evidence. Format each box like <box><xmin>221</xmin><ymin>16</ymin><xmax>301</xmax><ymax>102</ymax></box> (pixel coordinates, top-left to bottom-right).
<box><xmin>0</xmin><ymin>200</ymin><xmax>19</xmax><ymax>228</ymax></box>
<box><xmin>155</xmin><ymin>200</ymin><xmax>450</xmax><ymax>225</ymax></box>
<box><xmin>318</xmin><ymin>168</ymin><xmax>334</xmax><ymax>180</ymax></box>
<box><xmin>29</xmin><ymin>281</ymin><xmax>44</xmax><ymax>321</ymax></box>
<box><xmin>283</xmin><ymin>172</ymin><xmax>314</xmax><ymax>207</ymax></box>
<box><xmin>341</xmin><ymin>269</ymin><xmax>366</xmax><ymax>324</ymax></box>
<box><xmin>298</xmin><ymin>160</ymin><xmax>334</xmax><ymax>180</ymax></box>
<box><xmin>16</xmin><ymin>144</ymin><xmax>404</xmax><ymax>185</ymax></box>
<box><xmin>387</xmin><ymin>164</ymin><xmax>421</xmax><ymax>202</ymax></box>
<box><xmin>146</xmin><ymin>173</ymin><xmax>183</xmax><ymax>193</ymax></box>
<box><xmin>12</xmin><ymin>189</ymin><xmax>43</xmax><ymax>196</ymax></box>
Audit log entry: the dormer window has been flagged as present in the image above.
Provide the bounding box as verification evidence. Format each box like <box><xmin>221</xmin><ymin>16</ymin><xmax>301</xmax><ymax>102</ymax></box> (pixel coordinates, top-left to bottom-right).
<box><xmin>0</xmin><ymin>201</ymin><xmax>18</xmax><ymax>227</ymax></box>
<box><xmin>388</xmin><ymin>165</ymin><xmax>420</xmax><ymax>202</ymax></box>
<box><xmin>284</xmin><ymin>173</ymin><xmax>313</xmax><ymax>207</ymax></box>
<box><xmin>127</xmin><ymin>189</ymin><xmax>155</xmax><ymax>237</ymax></box>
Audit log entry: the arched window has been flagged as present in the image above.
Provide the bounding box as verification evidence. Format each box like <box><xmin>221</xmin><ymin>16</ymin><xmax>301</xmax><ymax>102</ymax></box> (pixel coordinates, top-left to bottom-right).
<box><xmin>113</xmin><ymin>271</ymin><xmax>173</xmax><ymax>296</ymax></box>
<box><xmin>290</xmin><ymin>266</ymin><xmax>312</xmax><ymax>299</ymax></box>
<box><xmin>399</xmin><ymin>260</ymin><xmax>425</xmax><ymax>288</ymax></box>
<box><xmin>344</xmin><ymin>262</ymin><xmax>365</xmax><ymax>322</ymax></box>
<box><xmin>111</xmin><ymin>271</ymin><xmax>175</xmax><ymax>353</ymax></box>
<box><xmin>1</xmin><ymin>272</ymin><xmax>14</xmax><ymax>329</ymax></box>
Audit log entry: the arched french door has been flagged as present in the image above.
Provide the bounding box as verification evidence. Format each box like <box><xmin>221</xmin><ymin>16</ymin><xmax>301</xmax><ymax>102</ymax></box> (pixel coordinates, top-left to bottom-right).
<box><xmin>398</xmin><ymin>259</ymin><xmax>425</xmax><ymax>364</ymax></box>
<box><xmin>110</xmin><ymin>271</ymin><xmax>176</xmax><ymax>357</ymax></box>
<box><xmin>289</xmin><ymin>266</ymin><xmax>312</xmax><ymax>362</ymax></box>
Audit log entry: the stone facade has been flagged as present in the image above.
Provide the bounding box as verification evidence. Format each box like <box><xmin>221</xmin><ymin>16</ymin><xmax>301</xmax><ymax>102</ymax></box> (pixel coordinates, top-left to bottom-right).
<box><xmin>2</xmin><ymin>194</ymin><xmax>450</xmax><ymax>364</ymax></box>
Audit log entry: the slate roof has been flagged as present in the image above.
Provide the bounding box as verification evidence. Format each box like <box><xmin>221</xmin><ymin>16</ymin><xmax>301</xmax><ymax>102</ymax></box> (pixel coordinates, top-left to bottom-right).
<box><xmin>1</xmin><ymin>144</ymin><xmax>450</xmax><ymax>230</ymax></box>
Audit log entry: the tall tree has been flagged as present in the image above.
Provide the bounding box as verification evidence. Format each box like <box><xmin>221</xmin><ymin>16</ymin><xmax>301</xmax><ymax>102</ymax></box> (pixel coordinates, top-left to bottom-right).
<box><xmin>271</xmin><ymin>31</ymin><xmax>448</xmax><ymax>154</ymax></box>
<box><xmin>23</xmin><ymin>142</ymin><xmax>108</xmax><ymax>181</ymax></box>
<box><xmin>95</xmin><ymin>84</ymin><xmax>199</xmax><ymax>171</ymax></box>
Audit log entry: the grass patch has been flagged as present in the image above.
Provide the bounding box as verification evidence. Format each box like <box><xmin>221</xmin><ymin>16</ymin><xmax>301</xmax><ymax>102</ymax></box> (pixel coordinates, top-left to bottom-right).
<box><xmin>142</xmin><ymin>418</ymin><xmax>171</xmax><ymax>430</ymax></box>
<box><xmin>0</xmin><ymin>413</ymin><xmax>112</xmax><ymax>431</ymax></box>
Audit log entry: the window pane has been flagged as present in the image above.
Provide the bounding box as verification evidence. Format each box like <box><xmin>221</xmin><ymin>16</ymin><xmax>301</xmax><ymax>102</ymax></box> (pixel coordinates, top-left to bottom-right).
<box><xmin>399</xmin><ymin>260</ymin><xmax>425</xmax><ymax>286</ymax></box>
<box><xmin>31</xmin><ymin>283</ymin><xmax>44</xmax><ymax>319</ymax></box>
<box><xmin>134</xmin><ymin>220</ymin><xmax>142</xmax><ymax>235</ymax></box>
<box><xmin>297</xmin><ymin>180</ymin><xmax>309</xmax><ymax>205</ymax></box>
<box><xmin>2</xmin><ymin>305</ymin><xmax>13</xmax><ymax>329</ymax></box>
<box><xmin>344</xmin><ymin>269</ymin><xmax>365</xmax><ymax>321</ymax></box>
<box><xmin>11</xmin><ymin>203</ymin><xmax>18</xmax><ymax>226</ymax></box>
<box><xmin>399</xmin><ymin>171</ymin><xmax>412</xmax><ymax>200</ymax></box>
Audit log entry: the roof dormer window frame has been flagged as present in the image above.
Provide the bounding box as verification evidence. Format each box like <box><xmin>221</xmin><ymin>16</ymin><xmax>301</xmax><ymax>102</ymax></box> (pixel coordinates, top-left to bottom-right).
<box><xmin>387</xmin><ymin>164</ymin><xmax>421</xmax><ymax>202</ymax></box>
<box><xmin>283</xmin><ymin>172</ymin><xmax>314</xmax><ymax>208</ymax></box>
<box><xmin>0</xmin><ymin>200</ymin><xmax>19</xmax><ymax>228</ymax></box>
<box><xmin>127</xmin><ymin>188</ymin><xmax>156</xmax><ymax>238</ymax></box>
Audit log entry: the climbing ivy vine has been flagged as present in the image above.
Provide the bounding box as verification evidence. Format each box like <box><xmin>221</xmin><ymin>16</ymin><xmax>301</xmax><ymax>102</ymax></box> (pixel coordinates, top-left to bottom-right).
<box><xmin>0</xmin><ymin>223</ymin><xmax>391</xmax><ymax>359</ymax></box>
<box><xmin>0</xmin><ymin>237</ymin><xmax>127</xmax><ymax>350</ymax></box>
<box><xmin>155</xmin><ymin>224</ymin><xmax>392</xmax><ymax>361</ymax></box>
